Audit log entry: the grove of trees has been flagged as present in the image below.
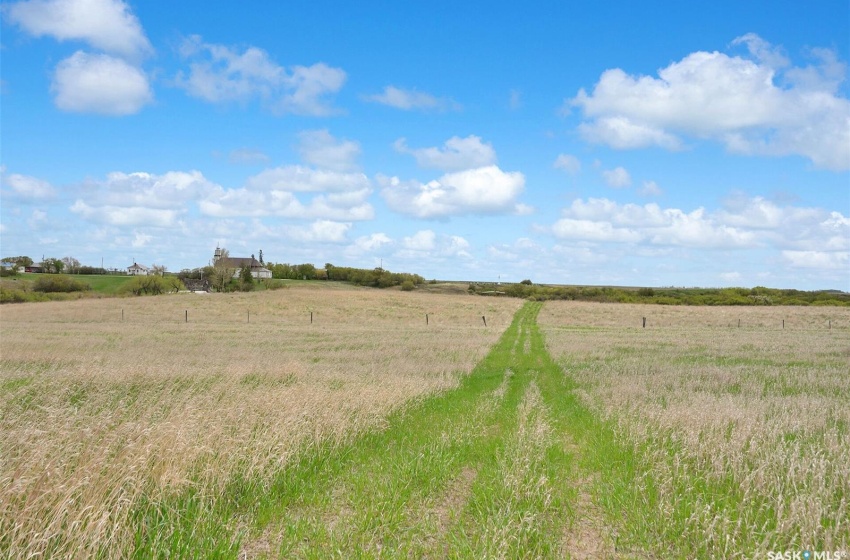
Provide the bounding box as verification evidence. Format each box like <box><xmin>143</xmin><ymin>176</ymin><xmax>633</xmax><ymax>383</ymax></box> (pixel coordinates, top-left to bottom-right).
<box><xmin>468</xmin><ymin>282</ymin><xmax>850</xmax><ymax>306</ymax></box>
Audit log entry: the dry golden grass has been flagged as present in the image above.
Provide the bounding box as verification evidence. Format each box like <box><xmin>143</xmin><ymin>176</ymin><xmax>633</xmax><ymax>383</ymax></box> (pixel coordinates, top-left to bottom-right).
<box><xmin>538</xmin><ymin>301</ymin><xmax>850</xmax><ymax>555</ymax></box>
<box><xmin>0</xmin><ymin>284</ymin><xmax>521</xmax><ymax>558</ymax></box>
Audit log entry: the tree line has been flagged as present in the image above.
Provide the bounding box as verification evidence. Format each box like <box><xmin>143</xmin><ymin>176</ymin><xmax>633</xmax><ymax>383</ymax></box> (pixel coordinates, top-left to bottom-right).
<box><xmin>260</xmin><ymin>262</ymin><xmax>425</xmax><ymax>288</ymax></box>
<box><xmin>469</xmin><ymin>282</ymin><xmax>850</xmax><ymax>306</ymax></box>
<box><xmin>0</xmin><ymin>255</ymin><xmax>152</xmax><ymax>276</ymax></box>
<box><xmin>323</xmin><ymin>264</ymin><xmax>425</xmax><ymax>289</ymax></box>
<box><xmin>176</xmin><ymin>261</ymin><xmax>426</xmax><ymax>292</ymax></box>
<box><xmin>0</xmin><ymin>256</ymin><xmax>89</xmax><ymax>275</ymax></box>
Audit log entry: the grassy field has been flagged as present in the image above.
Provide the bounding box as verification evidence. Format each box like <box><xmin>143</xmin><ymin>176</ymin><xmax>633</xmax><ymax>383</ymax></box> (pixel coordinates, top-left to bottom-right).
<box><xmin>1</xmin><ymin>288</ymin><xmax>848</xmax><ymax>558</ymax></box>
<box><xmin>0</xmin><ymin>285</ymin><xmax>521</xmax><ymax>558</ymax></box>
<box><xmin>12</xmin><ymin>272</ymin><xmax>135</xmax><ymax>293</ymax></box>
<box><xmin>539</xmin><ymin>302</ymin><xmax>850</xmax><ymax>557</ymax></box>
<box><xmin>1</xmin><ymin>273</ymin><xmax>136</xmax><ymax>302</ymax></box>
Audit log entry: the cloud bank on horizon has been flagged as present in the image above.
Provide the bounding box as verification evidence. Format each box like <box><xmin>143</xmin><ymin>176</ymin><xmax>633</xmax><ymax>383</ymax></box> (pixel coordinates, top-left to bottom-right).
<box><xmin>1</xmin><ymin>0</ymin><xmax>848</xmax><ymax>290</ymax></box>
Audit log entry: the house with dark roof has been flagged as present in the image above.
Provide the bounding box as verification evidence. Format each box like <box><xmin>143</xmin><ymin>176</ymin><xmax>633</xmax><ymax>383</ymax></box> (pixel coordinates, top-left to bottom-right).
<box><xmin>213</xmin><ymin>247</ymin><xmax>272</xmax><ymax>279</ymax></box>
<box><xmin>127</xmin><ymin>263</ymin><xmax>149</xmax><ymax>276</ymax></box>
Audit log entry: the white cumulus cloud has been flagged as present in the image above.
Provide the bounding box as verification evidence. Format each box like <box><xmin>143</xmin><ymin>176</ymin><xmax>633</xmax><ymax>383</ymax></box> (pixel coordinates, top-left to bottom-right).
<box><xmin>246</xmin><ymin>165</ymin><xmax>370</xmax><ymax>193</ymax></box>
<box><xmin>549</xmin><ymin>196</ymin><xmax>849</xmax><ymax>254</ymax></box>
<box><xmin>200</xmin><ymin>187</ymin><xmax>373</xmax><ymax>221</ymax></box>
<box><xmin>52</xmin><ymin>51</ymin><xmax>152</xmax><ymax>115</ymax></box>
<box><xmin>351</xmin><ymin>233</ymin><xmax>392</xmax><ymax>253</ymax></box>
<box><xmin>553</xmin><ymin>198</ymin><xmax>756</xmax><ymax>248</ymax></box>
<box><xmin>403</xmin><ymin>229</ymin><xmax>437</xmax><ymax>251</ymax></box>
<box><xmin>1</xmin><ymin>170</ymin><xmax>56</xmax><ymax>199</ymax></box>
<box><xmin>552</xmin><ymin>219</ymin><xmax>642</xmax><ymax>243</ymax></box>
<box><xmin>4</xmin><ymin>0</ymin><xmax>152</xmax><ymax>59</ymax></box>
<box><xmin>298</xmin><ymin>129</ymin><xmax>361</xmax><ymax>172</ymax></box>
<box><xmin>570</xmin><ymin>34</ymin><xmax>850</xmax><ymax>170</ymax></box>
<box><xmin>380</xmin><ymin>165</ymin><xmax>525</xmax><ymax>219</ymax></box>
<box><xmin>69</xmin><ymin>169</ymin><xmax>216</xmax><ymax>227</ymax></box>
<box><xmin>85</xmin><ymin>170</ymin><xmax>217</xmax><ymax>209</ymax></box>
<box><xmin>176</xmin><ymin>35</ymin><xmax>346</xmax><ymax>116</ymax></box>
<box><xmin>394</xmin><ymin>135</ymin><xmax>497</xmax><ymax>171</ymax></box>
<box><xmin>283</xmin><ymin>220</ymin><xmax>351</xmax><ymax>243</ymax></box>
<box><xmin>782</xmin><ymin>250</ymin><xmax>848</xmax><ymax>270</ymax></box>
<box><xmin>394</xmin><ymin>230</ymin><xmax>473</xmax><ymax>260</ymax></box>
<box><xmin>201</xmin><ymin>165</ymin><xmax>374</xmax><ymax>221</ymax></box>
<box><xmin>70</xmin><ymin>200</ymin><xmax>179</xmax><ymax>227</ymax></box>
<box><xmin>578</xmin><ymin>116</ymin><xmax>683</xmax><ymax>150</ymax></box>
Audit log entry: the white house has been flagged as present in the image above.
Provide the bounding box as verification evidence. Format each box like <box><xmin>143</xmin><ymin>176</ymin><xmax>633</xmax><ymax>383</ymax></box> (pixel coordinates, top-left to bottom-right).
<box><xmin>127</xmin><ymin>263</ymin><xmax>149</xmax><ymax>276</ymax></box>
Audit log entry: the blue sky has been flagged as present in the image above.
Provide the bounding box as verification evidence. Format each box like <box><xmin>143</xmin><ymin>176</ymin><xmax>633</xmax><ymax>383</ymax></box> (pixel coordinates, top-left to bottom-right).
<box><xmin>1</xmin><ymin>0</ymin><xmax>848</xmax><ymax>290</ymax></box>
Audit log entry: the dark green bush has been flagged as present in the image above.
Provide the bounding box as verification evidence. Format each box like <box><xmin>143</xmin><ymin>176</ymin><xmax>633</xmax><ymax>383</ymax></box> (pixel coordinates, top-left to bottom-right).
<box><xmin>119</xmin><ymin>275</ymin><xmax>184</xmax><ymax>296</ymax></box>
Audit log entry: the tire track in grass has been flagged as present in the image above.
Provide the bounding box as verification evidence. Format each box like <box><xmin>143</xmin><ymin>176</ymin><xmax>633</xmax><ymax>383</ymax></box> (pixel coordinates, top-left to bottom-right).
<box><xmin>234</xmin><ymin>302</ymin><xmax>629</xmax><ymax>558</ymax></box>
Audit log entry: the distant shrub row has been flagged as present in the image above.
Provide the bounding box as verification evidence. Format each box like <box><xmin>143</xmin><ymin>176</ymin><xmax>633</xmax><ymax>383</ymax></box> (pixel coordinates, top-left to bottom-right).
<box><xmin>0</xmin><ymin>287</ymin><xmax>53</xmax><ymax>303</ymax></box>
<box><xmin>0</xmin><ymin>275</ymin><xmax>91</xmax><ymax>303</ymax></box>
<box><xmin>325</xmin><ymin>265</ymin><xmax>426</xmax><ymax>289</ymax></box>
<box><xmin>468</xmin><ymin>283</ymin><xmax>850</xmax><ymax>306</ymax></box>
<box><xmin>33</xmin><ymin>276</ymin><xmax>92</xmax><ymax>293</ymax></box>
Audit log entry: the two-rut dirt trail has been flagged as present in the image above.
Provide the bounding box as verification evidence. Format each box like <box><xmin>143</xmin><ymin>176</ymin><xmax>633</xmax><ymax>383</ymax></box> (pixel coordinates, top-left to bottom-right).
<box><xmin>235</xmin><ymin>301</ymin><xmax>623</xmax><ymax>559</ymax></box>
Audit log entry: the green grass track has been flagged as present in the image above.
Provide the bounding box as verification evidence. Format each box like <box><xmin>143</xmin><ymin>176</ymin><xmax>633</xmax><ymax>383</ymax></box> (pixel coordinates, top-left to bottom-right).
<box><xmin>130</xmin><ymin>302</ymin><xmax>640</xmax><ymax>559</ymax></box>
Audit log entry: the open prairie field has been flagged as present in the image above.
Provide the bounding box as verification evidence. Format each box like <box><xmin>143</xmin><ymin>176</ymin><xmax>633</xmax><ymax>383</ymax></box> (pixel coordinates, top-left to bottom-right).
<box><xmin>539</xmin><ymin>301</ymin><xmax>850</xmax><ymax>557</ymax></box>
<box><xmin>2</xmin><ymin>292</ymin><xmax>848</xmax><ymax>559</ymax></box>
<box><xmin>0</xmin><ymin>284</ymin><xmax>521</xmax><ymax>558</ymax></box>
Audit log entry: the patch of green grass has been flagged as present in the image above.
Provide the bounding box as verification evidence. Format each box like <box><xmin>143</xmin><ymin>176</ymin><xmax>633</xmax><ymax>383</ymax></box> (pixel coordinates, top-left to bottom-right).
<box><xmin>239</xmin><ymin>372</ymin><xmax>297</xmax><ymax>388</ymax></box>
<box><xmin>79</xmin><ymin>274</ymin><xmax>137</xmax><ymax>294</ymax></box>
<box><xmin>66</xmin><ymin>382</ymin><xmax>89</xmax><ymax>408</ymax></box>
<box><xmin>4</xmin><ymin>273</ymin><xmax>136</xmax><ymax>300</ymax></box>
<box><xmin>0</xmin><ymin>376</ymin><xmax>33</xmax><ymax>392</ymax></box>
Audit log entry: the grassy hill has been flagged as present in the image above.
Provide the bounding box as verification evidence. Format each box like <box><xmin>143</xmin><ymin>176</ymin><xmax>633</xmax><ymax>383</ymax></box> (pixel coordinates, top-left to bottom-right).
<box><xmin>1</xmin><ymin>273</ymin><xmax>136</xmax><ymax>302</ymax></box>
